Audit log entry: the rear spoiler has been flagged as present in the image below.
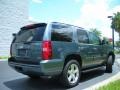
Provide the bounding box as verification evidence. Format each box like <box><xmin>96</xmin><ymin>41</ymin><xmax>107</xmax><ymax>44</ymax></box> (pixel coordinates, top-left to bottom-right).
<box><xmin>21</xmin><ymin>23</ymin><xmax>47</xmax><ymax>30</ymax></box>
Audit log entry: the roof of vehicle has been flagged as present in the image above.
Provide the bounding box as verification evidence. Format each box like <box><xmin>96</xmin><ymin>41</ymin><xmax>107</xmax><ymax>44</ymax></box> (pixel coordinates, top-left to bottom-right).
<box><xmin>51</xmin><ymin>22</ymin><xmax>84</xmax><ymax>29</ymax></box>
<box><xmin>21</xmin><ymin>22</ymin><xmax>88</xmax><ymax>31</ymax></box>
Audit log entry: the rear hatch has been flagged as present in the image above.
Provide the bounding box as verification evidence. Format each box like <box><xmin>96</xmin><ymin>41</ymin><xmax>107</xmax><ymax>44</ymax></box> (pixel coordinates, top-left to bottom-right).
<box><xmin>10</xmin><ymin>23</ymin><xmax>47</xmax><ymax>65</ymax></box>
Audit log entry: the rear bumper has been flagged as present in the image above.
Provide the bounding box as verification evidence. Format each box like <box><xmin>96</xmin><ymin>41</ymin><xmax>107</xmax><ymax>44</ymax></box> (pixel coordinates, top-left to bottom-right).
<box><xmin>8</xmin><ymin>58</ymin><xmax>64</xmax><ymax>76</ymax></box>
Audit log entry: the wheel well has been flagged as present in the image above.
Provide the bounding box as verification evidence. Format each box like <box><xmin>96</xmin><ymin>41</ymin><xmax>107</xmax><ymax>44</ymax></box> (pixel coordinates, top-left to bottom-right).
<box><xmin>64</xmin><ymin>54</ymin><xmax>82</xmax><ymax>67</ymax></box>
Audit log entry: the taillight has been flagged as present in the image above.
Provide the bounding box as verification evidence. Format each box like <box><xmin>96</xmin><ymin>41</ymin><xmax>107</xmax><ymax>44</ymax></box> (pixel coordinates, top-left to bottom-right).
<box><xmin>42</xmin><ymin>41</ymin><xmax>52</xmax><ymax>60</ymax></box>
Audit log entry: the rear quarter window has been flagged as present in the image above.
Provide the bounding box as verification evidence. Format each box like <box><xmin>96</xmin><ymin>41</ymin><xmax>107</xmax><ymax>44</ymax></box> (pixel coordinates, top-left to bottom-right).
<box><xmin>51</xmin><ymin>24</ymin><xmax>73</xmax><ymax>42</ymax></box>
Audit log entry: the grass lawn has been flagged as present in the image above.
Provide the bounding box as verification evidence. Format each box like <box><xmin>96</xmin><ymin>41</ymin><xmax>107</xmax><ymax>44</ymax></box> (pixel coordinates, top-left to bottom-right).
<box><xmin>0</xmin><ymin>56</ymin><xmax>9</xmax><ymax>60</ymax></box>
<box><xmin>98</xmin><ymin>79</ymin><xmax>120</xmax><ymax>90</ymax></box>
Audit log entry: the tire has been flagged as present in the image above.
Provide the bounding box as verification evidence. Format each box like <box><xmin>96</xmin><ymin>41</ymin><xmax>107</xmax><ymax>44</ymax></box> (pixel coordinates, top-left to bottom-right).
<box><xmin>60</xmin><ymin>60</ymin><xmax>81</xmax><ymax>88</ymax></box>
<box><xmin>106</xmin><ymin>55</ymin><xmax>113</xmax><ymax>73</ymax></box>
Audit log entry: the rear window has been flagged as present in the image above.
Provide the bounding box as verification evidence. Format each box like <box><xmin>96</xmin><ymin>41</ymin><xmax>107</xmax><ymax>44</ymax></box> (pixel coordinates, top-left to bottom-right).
<box><xmin>14</xmin><ymin>25</ymin><xmax>46</xmax><ymax>43</ymax></box>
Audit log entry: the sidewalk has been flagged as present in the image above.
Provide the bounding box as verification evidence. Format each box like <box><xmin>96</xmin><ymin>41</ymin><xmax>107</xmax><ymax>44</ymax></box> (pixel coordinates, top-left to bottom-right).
<box><xmin>115</xmin><ymin>58</ymin><xmax>120</xmax><ymax>70</ymax></box>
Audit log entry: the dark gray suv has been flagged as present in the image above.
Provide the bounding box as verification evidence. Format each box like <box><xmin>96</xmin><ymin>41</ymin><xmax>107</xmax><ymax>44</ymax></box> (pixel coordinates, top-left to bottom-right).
<box><xmin>8</xmin><ymin>22</ymin><xmax>115</xmax><ymax>87</ymax></box>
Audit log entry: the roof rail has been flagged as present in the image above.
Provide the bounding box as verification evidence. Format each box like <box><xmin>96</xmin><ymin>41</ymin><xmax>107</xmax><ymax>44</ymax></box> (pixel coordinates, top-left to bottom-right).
<box><xmin>51</xmin><ymin>22</ymin><xmax>84</xmax><ymax>29</ymax></box>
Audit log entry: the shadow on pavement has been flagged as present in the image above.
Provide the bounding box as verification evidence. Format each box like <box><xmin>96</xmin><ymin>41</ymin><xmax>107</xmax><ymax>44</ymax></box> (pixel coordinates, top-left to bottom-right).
<box><xmin>4</xmin><ymin>67</ymin><xmax>106</xmax><ymax>90</ymax></box>
<box><xmin>80</xmin><ymin>67</ymin><xmax>105</xmax><ymax>82</ymax></box>
<box><xmin>4</xmin><ymin>77</ymin><xmax>66</xmax><ymax>90</ymax></box>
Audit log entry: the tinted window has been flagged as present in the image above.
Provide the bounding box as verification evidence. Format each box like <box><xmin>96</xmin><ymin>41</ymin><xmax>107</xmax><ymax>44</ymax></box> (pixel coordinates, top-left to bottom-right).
<box><xmin>89</xmin><ymin>32</ymin><xmax>100</xmax><ymax>45</ymax></box>
<box><xmin>77</xmin><ymin>29</ymin><xmax>88</xmax><ymax>43</ymax></box>
<box><xmin>51</xmin><ymin>24</ymin><xmax>73</xmax><ymax>42</ymax></box>
<box><xmin>14</xmin><ymin>26</ymin><xmax>46</xmax><ymax>43</ymax></box>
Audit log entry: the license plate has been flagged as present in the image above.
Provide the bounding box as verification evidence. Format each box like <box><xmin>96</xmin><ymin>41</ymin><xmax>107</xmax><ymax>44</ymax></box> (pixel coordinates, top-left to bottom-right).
<box><xmin>18</xmin><ymin>49</ymin><xmax>28</xmax><ymax>56</ymax></box>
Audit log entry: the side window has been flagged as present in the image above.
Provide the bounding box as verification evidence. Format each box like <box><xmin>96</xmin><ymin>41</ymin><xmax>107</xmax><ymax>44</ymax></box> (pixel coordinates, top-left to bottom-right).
<box><xmin>89</xmin><ymin>32</ymin><xmax>100</xmax><ymax>45</ymax></box>
<box><xmin>77</xmin><ymin>29</ymin><xmax>89</xmax><ymax>43</ymax></box>
<box><xmin>51</xmin><ymin>24</ymin><xmax>73</xmax><ymax>42</ymax></box>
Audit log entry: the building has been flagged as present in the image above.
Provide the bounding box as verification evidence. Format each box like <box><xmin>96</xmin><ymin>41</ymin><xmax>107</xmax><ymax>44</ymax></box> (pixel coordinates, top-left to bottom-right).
<box><xmin>0</xmin><ymin>0</ymin><xmax>29</xmax><ymax>56</ymax></box>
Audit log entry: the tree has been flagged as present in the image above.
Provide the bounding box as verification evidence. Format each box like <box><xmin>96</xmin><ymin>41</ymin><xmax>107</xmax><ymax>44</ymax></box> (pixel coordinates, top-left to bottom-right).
<box><xmin>111</xmin><ymin>12</ymin><xmax>120</xmax><ymax>41</ymax></box>
<box><xmin>115</xmin><ymin>41</ymin><xmax>120</xmax><ymax>47</ymax></box>
<box><xmin>115</xmin><ymin>41</ymin><xmax>120</xmax><ymax>53</ymax></box>
<box><xmin>90</xmin><ymin>28</ymin><xmax>102</xmax><ymax>37</ymax></box>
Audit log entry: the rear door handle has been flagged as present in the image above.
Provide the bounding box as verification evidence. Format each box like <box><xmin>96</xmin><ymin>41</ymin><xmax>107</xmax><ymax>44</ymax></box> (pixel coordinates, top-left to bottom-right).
<box><xmin>79</xmin><ymin>47</ymin><xmax>85</xmax><ymax>50</ymax></box>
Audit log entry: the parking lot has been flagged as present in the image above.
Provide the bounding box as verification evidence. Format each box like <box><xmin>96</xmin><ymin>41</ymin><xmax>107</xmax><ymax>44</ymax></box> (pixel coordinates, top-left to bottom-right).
<box><xmin>0</xmin><ymin>58</ymin><xmax>120</xmax><ymax>90</ymax></box>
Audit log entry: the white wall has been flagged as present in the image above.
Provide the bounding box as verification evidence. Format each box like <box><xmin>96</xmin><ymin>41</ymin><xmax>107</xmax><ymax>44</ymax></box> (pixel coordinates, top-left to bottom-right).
<box><xmin>0</xmin><ymin>0</ymin><xmax>29</xmax><ymax>56</ymax></box>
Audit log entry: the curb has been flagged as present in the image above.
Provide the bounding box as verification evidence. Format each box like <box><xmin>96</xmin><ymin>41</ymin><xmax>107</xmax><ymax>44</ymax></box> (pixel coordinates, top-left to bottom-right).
<box><xmin>84</xmin><ymin>72</ymin><xmax>120</xmax><ymax>90</ymax></box>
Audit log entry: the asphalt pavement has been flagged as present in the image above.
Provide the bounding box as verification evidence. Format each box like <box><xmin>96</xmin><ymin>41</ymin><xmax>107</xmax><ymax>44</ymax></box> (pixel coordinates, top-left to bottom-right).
<box><xmin>0</xmin><ymin>58</ymin><xmax>120</xmax><ymax>90</ymax></box>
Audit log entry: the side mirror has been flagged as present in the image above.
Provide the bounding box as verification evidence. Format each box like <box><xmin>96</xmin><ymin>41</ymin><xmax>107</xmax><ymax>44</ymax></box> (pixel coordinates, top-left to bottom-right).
<box><xmin>12</xmin><ymin>33</ymin><xmax>16</xmax><ymax>37</ymax></box>
<box><xmin>101</xmin><ymin>39</ymin><xmax>108</xmax><ymax>45</ymax></box>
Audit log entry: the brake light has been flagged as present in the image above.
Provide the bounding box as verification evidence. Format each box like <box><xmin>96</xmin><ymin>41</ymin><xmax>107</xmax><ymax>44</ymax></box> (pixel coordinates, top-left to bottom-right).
<box><xmin>42</xmin><ymin>41</ymin><xmax>52</xmax><ymax>60</ymax></box>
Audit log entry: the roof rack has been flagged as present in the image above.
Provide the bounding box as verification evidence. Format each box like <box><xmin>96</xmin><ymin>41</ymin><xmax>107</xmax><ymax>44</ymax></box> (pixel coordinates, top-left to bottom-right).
<box><xmin>51</xmin><ymin>22</ymin><xmax>84</xmax><ymax>29</ymax></box>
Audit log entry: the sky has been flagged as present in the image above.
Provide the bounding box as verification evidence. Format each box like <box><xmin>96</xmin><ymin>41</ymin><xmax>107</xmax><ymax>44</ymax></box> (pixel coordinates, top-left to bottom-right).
<box><xmin>29</xmin><ymin>0</ymin><xmax>120</xmax><ymax>40</ymax></box>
